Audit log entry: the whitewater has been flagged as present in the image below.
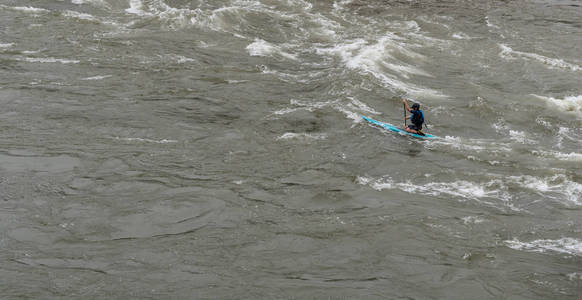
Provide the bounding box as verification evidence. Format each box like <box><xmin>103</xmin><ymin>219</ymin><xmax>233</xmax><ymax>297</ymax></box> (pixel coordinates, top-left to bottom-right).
<box><xmin>0</xmin><ymin>0</ymin><xmax>581</xmax><ymax>298</ymax></box>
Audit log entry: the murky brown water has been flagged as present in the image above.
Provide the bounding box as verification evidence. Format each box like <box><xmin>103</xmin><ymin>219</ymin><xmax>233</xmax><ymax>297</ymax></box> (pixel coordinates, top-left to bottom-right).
<box><xmin>1</xmin><ymin>0</ymin><xmax>581</xmax><ymax>298</ymax></box>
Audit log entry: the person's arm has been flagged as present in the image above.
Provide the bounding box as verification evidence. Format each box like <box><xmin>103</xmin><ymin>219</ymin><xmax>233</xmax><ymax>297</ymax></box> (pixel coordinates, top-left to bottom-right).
<box><xmin>402</xmin><ymin>98</ymin><xmax>411</xmax><ymax>112</ymax></box>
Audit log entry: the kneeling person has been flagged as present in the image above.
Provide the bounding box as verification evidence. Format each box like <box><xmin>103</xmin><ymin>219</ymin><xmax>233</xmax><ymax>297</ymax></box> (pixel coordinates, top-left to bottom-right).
<box><xmin>402</xmin><ymin>99</ymin><xmax>425</xmax><ymax>135</ymax></box>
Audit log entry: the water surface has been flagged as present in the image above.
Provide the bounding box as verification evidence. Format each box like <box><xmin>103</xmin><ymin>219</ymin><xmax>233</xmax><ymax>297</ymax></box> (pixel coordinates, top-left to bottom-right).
<box><xmin>1</xmin><ymin>0</ymin><xmax>581</xmax><ymax>298</ymax></box>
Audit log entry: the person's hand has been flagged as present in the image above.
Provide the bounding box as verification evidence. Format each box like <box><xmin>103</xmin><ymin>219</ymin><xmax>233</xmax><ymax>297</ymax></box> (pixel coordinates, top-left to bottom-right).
<box><xmin>402</xmin><ymin>98</ymin><xmax>406</xmax><ymax>103</ymax></box>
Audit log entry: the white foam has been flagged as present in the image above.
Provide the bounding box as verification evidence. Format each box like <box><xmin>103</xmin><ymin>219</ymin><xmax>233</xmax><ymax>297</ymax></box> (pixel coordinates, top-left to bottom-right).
<box><xmin>360</xmin><ymin>176</ymin><xmax>511</xmax><ymax>204</ymax></box>
<box><xmin>227</xmin><ymin>80</ymin><xmax>248</xmax><ymax>84</ymax></box>
<box><xmin>310</xmin><ymin>12</ymin><xmax>339</xmax><ymax>38</ymax></box>
<box><xmin>290</xmin><ymin>99</ymin><xmax>338</xmax><ymax>109</ymax></box>
<box><xmin>286</xmin><ymin>0</ymin><xmax>313</xmax><ymax>10</ymax></box>
<box><xmin>126</xmin><ymin>0</ymin><xmax>197</xmax><ymax>27</ymax></box>
<box><xmin>533</xmin><ymin>94</ymin><xmax>582</xmax><ymax>117</ymax></box>
<box><xmin>461</xmin><ymin>216</ymin><xmax>485</xmax><ymax>224</ymax></box>
<box><xmin>356</xmin><ymin>176</ymin><xmax>373</xmax><ymax>185</ymax></box>
<box><xmin>282</xmin><ymin>97</ymin><xmax>362</xmax><ymax>123</ymax></box>
<box><xmin>367</xmin><ymin>176</ymin><xmax>395</xmax><ymax>190</ymax></box>
<box><xmin>550</xmin><ymin>152</ymin><xmax>582</xmax><ymax>161</ymax></box>
<box><xmin>507</xmin><ymin>174</ymin><xmax>582</xmax><ymax>205</ymax></box>
<box><xmin>72</xmin><ymin>0</ymin><xmax>110</xmax><ymax>8</ymax></box>
<box><xmin>452</xmin><ymin>32</ymin><xmax>472</xmax><ymax>40</ymax></box>
<box><xmin>2</xmin><ymin>6</ymin><xmax>49</xmax><ymax>13</ymax></box>
<box><xmin>397</xmin><ymin>180</ymin><xmax>500</xmax><ymax>201</ymax></box>
<box><xmin>492</xmin><ymin>119</ymin><xmax>509</xmax><ymax>132</ymax></box>
<box><xmin>535</xmin><ymin>117</ymin><xmax>553</xmax><ymax>129</ymax></box>
<box><xmin>272</xmin><ymin>99</ymin><xmax>339</xmax><ymax>115</ymax></box>
<box><xmin>17</xmin><ymin>57</ymin><xmax>80</xmax><ymax>64</ymax></box>
<box><xmin>332</xmin><ymin>0</ymin><xmax>353</xmax><ymax>11</ymax></box>
<box><xmin>316</xmin><ymin>38</ymin><xmax>365</xmax><ymax>62</ymax></box>
<box><xmin>337</xmin><ymin>106</ymin><xmax>364</xmax><ymax>123</ymax></box>
<box><xmin>126</xmin><ymin>0</ymin><xmax>148</xmax><ymax>15</ymax></box>
<box><xmin>161</xmin><ymin>54</ymin><xmax>196</xmax><ymax>64</ymax></box>
<box><xmin>246</xmin><ymin>39</ymin><xmax>277</xmax><ymax>56</ymax></box>
<box><xmin>485</xmin><ymin>16</ymin><xmax>500</xmax><ymax>29</ymax></box>
<box><xmin>81</xmin><ymin>75</ymin><xmax>112</xmax><ymax>80</ymax></box>
<box><xmin>554</xmin><ymin>126</ymin><xmax>578</xmax><ymax>149</ymax></box>
<box><xmin>62</xmin><ymin>10</ymin><xmax>99</xmax><ymax>22</ymax></box>
<box><xmin>406</xmin><ymin>32</ymin><xmax>450</xmax><ymax>48</ymax></box>
<box><xmin>346</xmin><ymin>97</ymin><xmax>381</xmax><ymax>114</ymax></box>
<box><xmin>500</xmin><ymin>44</ymin><xmax>582</xmax><ymax>71</ymax></box>
<box><xmin>124</xmin><ymin>0</ymin><xmax>282</xmax><ymax>34</ymax></box>
<box><xmin>402</xmin><ymin>20</ymin><xmax>421</xmax><ymax>33</ymax></box>
<box><xmin>258</xmin><ymin>66</ymin><xmax>305</xmax><ymax>83</ymax></box>
<box><xmin>431</xmin><ymin>136</ymin><xmax>513</xmax><ymax>153</ymax></box>
<box><xmin>176</xmin><ymin>56</ymin><xmax>195</xmax><ymax>63</ymax></box>
<box><xmin>272</xmin><ymin>107</ymin><xmax>300</xmax><ymax>115</ymax></box>
<box><xmin>358</xmin><ymin>173</ymin><xmax>582</xmax><ymax>207</ymax></box>
<box><xmin>276</xmin><ymin>98</ymin><xmax>366</xmax><ymax>124</ymax></box>
<box><xmin>315</xmin><ymin>36</ymin><xmax>443</xmax><ymax>98</ymax></box>
<box><xmin>531</xmin><ymin>150</ymin><xmax>582</xmax><ymax>161</ymax></box>
<box><xmin>557</xmin><ymin>127</ymin><xmax>582</xmax><ymax>147</ymax></box>
<box><xmin>505</xmin><ymin>238</ymin><xmax>582</xmax><ymax>256</ymax></box>
<box><xmin>0</xmin><ymin>43</ymin><xmax>14</xmax><ymax>48</ymax></box>
<box><xmin>22</xmin><ymin>50</ymin><xmax>42</xmax><ymax>54</ymax></box>
<box><xmin>382</xmin><ymin>62</ymin><xmax>432</xmax><ymax>78</ymax></box>
<box><xmin>114</xmin><ymin>137</ymin><xmax>178</xmax><ymax>144</ymax></box>
<box><xmin>509</xmin><ymin>130</ymin><xmax>528</xmax><ymax>144</ymax></box>
<box><xmin>246</xmin><ymin>39</ymin><xmax>297</xmax><ymax>60</ymax></box>
<box><xmin>277</xmin><ymin>132</ymin><xmax>327</xmax><ymax>140</ymax></box>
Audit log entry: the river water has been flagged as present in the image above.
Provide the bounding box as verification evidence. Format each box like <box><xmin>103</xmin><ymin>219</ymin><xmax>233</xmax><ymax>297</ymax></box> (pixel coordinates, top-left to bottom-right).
<box><xmin>1</xmin><ymin>0</ymin><xmax>581</xmax><ymax>298</ymax></box>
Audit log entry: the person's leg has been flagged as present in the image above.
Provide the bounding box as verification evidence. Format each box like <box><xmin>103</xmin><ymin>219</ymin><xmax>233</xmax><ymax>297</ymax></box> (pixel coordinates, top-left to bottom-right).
<box><xmin>405</xmin><ymin>124</ymin><xmax>417</xmax><ymax>133</ymax></box>
<box><xmin>415</xmin><ymin>125</ymin><xmax>424</xmax><ymax>135</ymax></box>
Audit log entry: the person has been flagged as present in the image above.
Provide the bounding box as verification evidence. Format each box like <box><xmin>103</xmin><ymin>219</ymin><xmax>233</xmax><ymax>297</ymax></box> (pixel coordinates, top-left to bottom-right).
<box><xmin>402</xmin><ymin>98</ymin><xmax>425</xmax><ymax>135</ymax></box>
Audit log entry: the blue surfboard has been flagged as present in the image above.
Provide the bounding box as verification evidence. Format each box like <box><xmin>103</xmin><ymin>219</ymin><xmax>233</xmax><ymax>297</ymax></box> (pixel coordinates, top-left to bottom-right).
<box><xmin>362</xmin><ymin>115</ymin><xmax>438</xmax><ymax>139</ymax></box>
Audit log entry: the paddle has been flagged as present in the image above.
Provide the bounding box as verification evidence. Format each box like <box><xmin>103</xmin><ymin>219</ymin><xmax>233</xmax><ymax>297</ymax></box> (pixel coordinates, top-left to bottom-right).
<box><xmin>403</xmin><ymin>103</ymin><xmax>407</xmax><ymax>128</ymax></box>
<box><xmin>424</xmin><ymin>119</ymin><xmax>429</xmax><ymax>130</ymax></box>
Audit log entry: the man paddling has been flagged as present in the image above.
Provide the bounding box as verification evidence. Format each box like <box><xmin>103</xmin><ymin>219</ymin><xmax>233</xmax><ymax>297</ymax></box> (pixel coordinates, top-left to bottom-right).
<box><xmin>402</xmin><ymin>98</ymin><xmax>425</xmax><ymax>135</ymax></box>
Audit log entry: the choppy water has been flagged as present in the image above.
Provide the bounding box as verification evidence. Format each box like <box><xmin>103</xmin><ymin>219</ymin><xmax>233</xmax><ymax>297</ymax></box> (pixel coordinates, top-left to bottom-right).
<box><xmin>1</xmin><ymin>0</ymin><xmax>581</xmax><ymax>298</ymax></box>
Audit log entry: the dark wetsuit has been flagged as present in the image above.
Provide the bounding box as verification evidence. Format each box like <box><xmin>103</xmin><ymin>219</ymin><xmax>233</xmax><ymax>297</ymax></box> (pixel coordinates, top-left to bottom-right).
<box><xmin>408</xmin><ymin>109</ymin><xmax>424</xmax><ymax>131</ymax></box>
